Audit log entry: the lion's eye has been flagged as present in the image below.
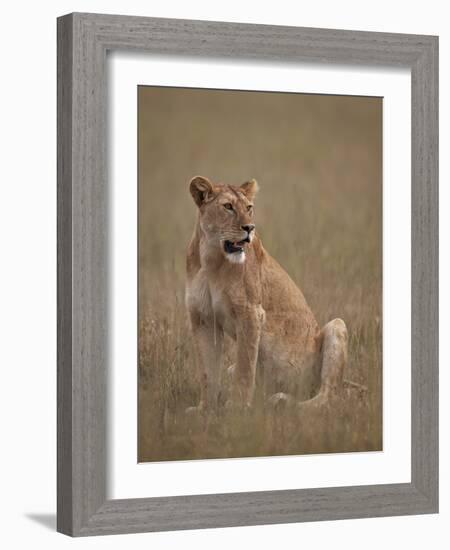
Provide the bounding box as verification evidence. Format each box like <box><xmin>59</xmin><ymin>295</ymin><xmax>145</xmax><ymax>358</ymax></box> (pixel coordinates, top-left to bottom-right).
<box><xmin>247</xmin><ymin>205</ymin><xmax>253</xmax><ymax>212</ymax></box>
<box><xmin>224</xmin><ymin>203</ymin><xmax>233</xmax><ymax>211</ymax></box>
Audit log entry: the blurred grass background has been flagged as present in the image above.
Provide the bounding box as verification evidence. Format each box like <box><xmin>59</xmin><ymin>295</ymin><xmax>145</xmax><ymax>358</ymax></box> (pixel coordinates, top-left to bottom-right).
<box><xmin>138</xmin><ymin>86</ymin><xmax>382</xmax><ymax>462</ymax></box>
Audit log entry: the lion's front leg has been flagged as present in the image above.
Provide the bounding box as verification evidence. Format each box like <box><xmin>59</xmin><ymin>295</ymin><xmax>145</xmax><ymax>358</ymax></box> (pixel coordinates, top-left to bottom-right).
<box><xmin>232</xmin><ymin>307</ymin><xmax>263</xmax><ymax>407</ymax></box>
<box><xmin>188</xmin><ymin>313</ymin><xmax>224</xmax><ymax>413</ymax></box>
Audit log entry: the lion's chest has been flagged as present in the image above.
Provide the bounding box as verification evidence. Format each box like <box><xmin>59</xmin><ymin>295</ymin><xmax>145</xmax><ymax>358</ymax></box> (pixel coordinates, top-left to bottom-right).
<box><xmin>186</xmin><ymin>270</ymin><xmax>236</xmax><ymax>338</ymax></box>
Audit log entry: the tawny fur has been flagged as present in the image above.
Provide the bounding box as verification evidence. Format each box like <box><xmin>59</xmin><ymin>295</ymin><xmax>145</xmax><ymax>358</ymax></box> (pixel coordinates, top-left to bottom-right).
<box><xmin>185</xmin><ymin>175</ymin><xmax>348</xmax><ymax>410</ymax></box>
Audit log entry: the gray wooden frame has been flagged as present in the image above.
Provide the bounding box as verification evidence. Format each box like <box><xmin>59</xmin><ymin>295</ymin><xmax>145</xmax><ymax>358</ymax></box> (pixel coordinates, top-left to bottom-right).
<box><xmin>57</xmin><ymin>12</ymin><xmax>438</xmax><ymax>537</ymax></box>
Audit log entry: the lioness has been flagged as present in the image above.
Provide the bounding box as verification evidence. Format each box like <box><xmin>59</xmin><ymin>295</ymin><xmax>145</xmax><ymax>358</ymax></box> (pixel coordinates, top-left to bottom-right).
<box><xmin>186</xmin><ymin>175</ymin><xmax>348</xmax><ymax>411</ymax></box>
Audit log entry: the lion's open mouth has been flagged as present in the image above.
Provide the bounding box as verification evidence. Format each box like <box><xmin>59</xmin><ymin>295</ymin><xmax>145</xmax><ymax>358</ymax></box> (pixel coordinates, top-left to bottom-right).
<box><xmin>224</xmin><ymin>237</ymin><xmax>250</xmax><ymax>254</ymax></box>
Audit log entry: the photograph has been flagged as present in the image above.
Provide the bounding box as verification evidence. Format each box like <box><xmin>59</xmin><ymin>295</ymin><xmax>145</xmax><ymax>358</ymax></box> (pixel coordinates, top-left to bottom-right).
<box><xmin>138</xmin><ymin>85</ymin><xmax>383</xmax><ymax>462</ymax></box>
<box><xmin>1</xmin><ymin>1</ymin><xmax>441</xmax><ymax>543</ymax></box>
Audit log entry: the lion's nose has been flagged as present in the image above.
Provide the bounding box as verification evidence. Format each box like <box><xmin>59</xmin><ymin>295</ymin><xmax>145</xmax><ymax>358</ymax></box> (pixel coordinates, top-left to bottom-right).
<box><xmin>242</xmin><ymin>224</ymin><xmax>255</xmax><ymax>234</ymax></box>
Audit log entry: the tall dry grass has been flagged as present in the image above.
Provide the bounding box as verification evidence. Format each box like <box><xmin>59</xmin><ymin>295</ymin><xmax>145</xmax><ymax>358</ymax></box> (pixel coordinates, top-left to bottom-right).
<box><xmin>138</xmin><ymin>86</ymin><xmax>382</xmax><ymax>462</ymax></box>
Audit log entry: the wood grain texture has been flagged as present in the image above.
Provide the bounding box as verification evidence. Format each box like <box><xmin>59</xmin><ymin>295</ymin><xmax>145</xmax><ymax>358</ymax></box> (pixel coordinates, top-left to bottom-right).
<box><xmin>77</xmin><ymin>484</ymin><xmax>433</xmax><ymax>536</ymax></box>
<box><xmin>57</xmin><ymin>13</ymin><xmax>73</xmax><ymax>535</ymax></box>
<box><xmin>57</xmin><ymin>12</ymin><xmax>439</xmax><ymax>536</ymax></box>
<box><xmin>410</xmin><ymin>36</ymin><xmax>439</xmax><ymax>507</ymax></box>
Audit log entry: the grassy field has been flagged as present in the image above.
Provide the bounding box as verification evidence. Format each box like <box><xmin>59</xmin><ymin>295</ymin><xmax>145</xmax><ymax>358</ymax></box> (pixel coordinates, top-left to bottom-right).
<box><xmin>138</xmin><ymin>86</ymin><xmax>382</xmax><ymax>462</ymax></box>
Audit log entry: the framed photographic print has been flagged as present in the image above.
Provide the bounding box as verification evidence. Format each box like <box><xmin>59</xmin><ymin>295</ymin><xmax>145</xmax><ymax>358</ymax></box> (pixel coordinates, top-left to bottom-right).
<box><xmin>57</xmin><ymin>13</ymin><xmax>438</xmax><ymax>536</ymax></box>
<box><xmin>137</xmin><ymin>87</ymin><xmax>383</xmax><ymax>463</ymax></box>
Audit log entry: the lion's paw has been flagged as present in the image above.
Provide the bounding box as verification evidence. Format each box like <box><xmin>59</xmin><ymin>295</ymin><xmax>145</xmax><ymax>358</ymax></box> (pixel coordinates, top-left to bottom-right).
<box><xmin>268</xmin><ymin>392</ymin><xmax>293</xmax><ymax>410</ymax></box>
<box><xmin>185</xmin><ymin>404</ymin><xmax>205</xmax><ymax>416</ymax></box>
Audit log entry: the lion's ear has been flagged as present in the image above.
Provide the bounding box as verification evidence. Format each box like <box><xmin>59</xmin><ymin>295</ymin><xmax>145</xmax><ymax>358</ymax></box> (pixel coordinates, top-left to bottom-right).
<box><xmin>189</xmin><ymin>176</ymin><xmax>214</xmax><ymax>207</ymax></box>
<box><xmin>240</xmin><ymin>179</ymin><xmax>259</xmax><ymax>201</ymax></box>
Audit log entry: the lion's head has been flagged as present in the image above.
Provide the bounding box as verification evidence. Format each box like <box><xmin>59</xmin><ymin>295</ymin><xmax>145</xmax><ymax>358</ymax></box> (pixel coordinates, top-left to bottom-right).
<box><xmin>189</xmin><ymin>175</ymin><xmax>259</xmax><ymax>264</ymax></box>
